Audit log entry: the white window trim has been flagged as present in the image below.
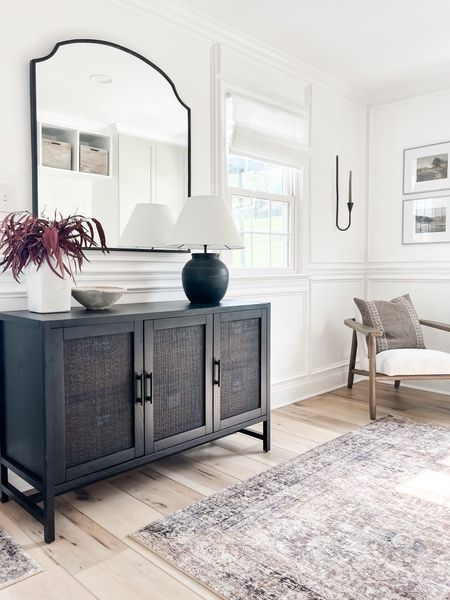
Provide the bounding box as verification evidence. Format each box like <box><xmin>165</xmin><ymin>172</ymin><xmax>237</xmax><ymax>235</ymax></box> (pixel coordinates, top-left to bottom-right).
<box><xmin>228</xmin><ymin>186</ymin><xmax>297</xmax><ymax>273</ymax></box>
<box><xmin>211</xmin><ymin>52</ymin><xmax>311</xmax><ymax>275</ymax></box>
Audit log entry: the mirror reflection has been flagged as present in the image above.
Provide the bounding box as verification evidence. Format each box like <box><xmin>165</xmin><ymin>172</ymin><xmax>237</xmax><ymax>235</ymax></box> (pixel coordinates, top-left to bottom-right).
<box><xmin>32</xmin><ymin>40</ymin><xmax>190</xmax><ymax>250</ymax></box>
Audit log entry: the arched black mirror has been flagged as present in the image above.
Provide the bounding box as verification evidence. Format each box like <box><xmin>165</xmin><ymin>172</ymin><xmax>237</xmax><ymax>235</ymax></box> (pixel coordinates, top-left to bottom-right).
<box><xmin>30</xmin><ymin>39</ymin><xmax>190</xmax><ymax>252</ymax></box>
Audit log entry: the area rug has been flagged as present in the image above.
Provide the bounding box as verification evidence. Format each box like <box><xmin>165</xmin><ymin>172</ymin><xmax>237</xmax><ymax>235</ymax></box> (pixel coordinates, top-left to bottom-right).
<box><xmin>0</xmin><ymin>528</ymin><xmax>42</xmax><ymax>589</ymax></box>
<box><xmin>132</xmin><ymin>416</ymin><xmax>450</xmax><ymax>600</ymax></box>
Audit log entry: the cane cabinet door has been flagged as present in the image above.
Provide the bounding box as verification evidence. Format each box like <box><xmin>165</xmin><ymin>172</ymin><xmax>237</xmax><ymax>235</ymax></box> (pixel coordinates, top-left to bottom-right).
<box><xmin>213</xmin><ymin>309</ymin><xmax>268</xmax><ymax>430</ymax></box>
<box><xmin>144</xmin><ymin>314</ymin><xmax>213</xmax><ymax>454</ymax></box>
<box><xmin>54</xmin><ymin>321</ymin><xmax>145</xmax><ymax>482</ymax></box>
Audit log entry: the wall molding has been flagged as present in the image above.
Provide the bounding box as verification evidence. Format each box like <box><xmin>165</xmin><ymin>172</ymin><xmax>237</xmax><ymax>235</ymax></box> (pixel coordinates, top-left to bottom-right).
<box><xmin>271</xmin><ymin>363</ymin><xmax>350</xmax><ymax>409</ymax></box>
<box><xmin>368</xmin><ymin>276</ymin><xmax>450</xmax><ymax>283</ymax></box>
<box><xmin>367</xmin><ymin>260</ymin><xmax>450</xmax><ymax>274</ymax></box>
<box><xmin>112</xmin><ymin>0</ymin><xmax>450</xmax><ymax>107</ymax></box>
<box><xmin>308</xmin><ymin>261</ymin><xmax>366</xmax><ymax>271</ymax></box>
<box><xmin>371</xmin><ymin>81</ymin><xmax>450</xmax><ymax>109</ymax></box>
<box><xmin>366</xmin><ymin>262</ymin><xmax>450</xmax><ymax>282</ymax></box>
<box><xmin>0</xmin><ymin>270</ymin><xmax>369</xmax><ymax>301</ymax></box>
<box><xmin>311</xmin><ymin>360</ymin><xmax>348</xmax><ymax>376</ymax></box>
<box><xmin>310</xmin><ymin>274</ymin><xmax>366</xmax><ymax>282</ymax></box>
<box><xmin>111</xmin><ymin>0</ymin><xmax>369</xmax><ymax>106</ymax></box>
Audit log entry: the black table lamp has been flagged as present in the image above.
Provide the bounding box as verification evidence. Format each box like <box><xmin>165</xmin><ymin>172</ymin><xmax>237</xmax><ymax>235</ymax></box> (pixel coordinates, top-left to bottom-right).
<box><xmin>169</xmin><ymin>195</ymin><xmax>244</xmax><ymax>303</ymax></box>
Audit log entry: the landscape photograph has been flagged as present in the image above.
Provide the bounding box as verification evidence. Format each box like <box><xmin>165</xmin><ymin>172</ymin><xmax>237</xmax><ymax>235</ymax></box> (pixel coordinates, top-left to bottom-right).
<box><xmin>415</xmin><ymin>205</ymin><xmax>447</xmax><ymax>233</ymax></box>
<box><xmin>416</xmin><ymin>152</ymin><xmax>448</xmax><ymax>181</ymax></box>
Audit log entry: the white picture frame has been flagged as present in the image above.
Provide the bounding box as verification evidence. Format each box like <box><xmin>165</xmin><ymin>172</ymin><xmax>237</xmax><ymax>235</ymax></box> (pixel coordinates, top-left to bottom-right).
<box><xmin>403</xmin><ymin>196</ymin><xmax>450</xmax><ymax>244</ymax></box>
<box><xmin>403</xmin><ymin>141</ymin><xmax>450</xmax><ymax>194</ymax></box>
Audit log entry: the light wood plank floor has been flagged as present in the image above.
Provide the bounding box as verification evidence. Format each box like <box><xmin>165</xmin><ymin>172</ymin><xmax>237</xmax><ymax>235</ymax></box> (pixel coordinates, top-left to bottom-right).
<box><xmin>1</xmin><ymin>381</ymin><xmax>449</xmax><ymax>599</ymax></box>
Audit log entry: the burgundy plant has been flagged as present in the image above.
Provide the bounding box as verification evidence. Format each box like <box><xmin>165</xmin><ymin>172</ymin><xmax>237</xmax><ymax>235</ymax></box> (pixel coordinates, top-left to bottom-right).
<box><xmin>0</xmin><ymin>211</ymin><xmax>108</xmax><ymax>282</ymax></box>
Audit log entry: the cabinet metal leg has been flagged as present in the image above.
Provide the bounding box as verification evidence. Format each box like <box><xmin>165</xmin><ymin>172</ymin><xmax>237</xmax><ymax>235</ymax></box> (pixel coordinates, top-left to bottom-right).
<box><xmin>0</xmin><ymin>464</ymin><xmax>9</xmax><ymax>503</ymax></box>
<box><xmin>239</xmin><ymin>419</ymin><xmax>271</xmax><ymax>453</ymax></box>
<box><xmin>43</xmin><ymin>491</ymin><xmax>55</xmax><ymax>543</ymax></box>
<box><xmin>263</xmin><ymin>420</ymin><xmax>270</xmax><ymax>453</ymax></box>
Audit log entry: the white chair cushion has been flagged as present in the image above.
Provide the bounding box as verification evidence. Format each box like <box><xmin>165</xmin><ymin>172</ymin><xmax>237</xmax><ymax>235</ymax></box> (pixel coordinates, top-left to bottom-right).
<box><xmin>360</xmin><ymin>348</ymin><xmax>450</xmax><ymax>376</ymax></box>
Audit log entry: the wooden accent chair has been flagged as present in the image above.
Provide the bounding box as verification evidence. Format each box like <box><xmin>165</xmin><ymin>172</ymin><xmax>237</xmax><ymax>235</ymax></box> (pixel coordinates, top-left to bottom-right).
<box><xmin>344</xmin><ymin>317</ymin><xmax>450</xmax><ymax>420</ymax></box>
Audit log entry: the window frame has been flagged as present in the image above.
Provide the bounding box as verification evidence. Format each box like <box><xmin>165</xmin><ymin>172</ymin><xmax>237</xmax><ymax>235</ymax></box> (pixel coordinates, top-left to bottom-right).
<box><xmin>226</xmin><ymin>156</ymin><xmax>298</xmax><ymax>273</ymax></box>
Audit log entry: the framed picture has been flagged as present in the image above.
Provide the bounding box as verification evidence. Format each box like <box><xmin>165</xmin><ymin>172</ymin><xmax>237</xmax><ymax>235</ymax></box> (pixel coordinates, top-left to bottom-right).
<box><xmin>403</xmin><ymin>196</ymin><xmax>450</xmax><ymax>244</ymax></box>
<box><xmin>403</xmin><ymin>141</ymin><xmax>450</xmax><ymax>194</ymax></box>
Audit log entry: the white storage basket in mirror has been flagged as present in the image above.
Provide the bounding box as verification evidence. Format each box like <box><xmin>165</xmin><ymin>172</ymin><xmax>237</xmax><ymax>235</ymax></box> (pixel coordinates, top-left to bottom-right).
<box><xmin>41</xmin><ymin>127</ymin><xmax>73</xmax><ymax>171</ymax></box>
<box><xmin>39</xmin><ymin>124</ymin><xmax>111</xmax><ymax>176</ymax></box>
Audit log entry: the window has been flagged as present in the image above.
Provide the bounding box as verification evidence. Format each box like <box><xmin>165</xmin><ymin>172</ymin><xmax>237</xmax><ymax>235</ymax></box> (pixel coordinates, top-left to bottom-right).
<box><xmin>225</xmin><ymin>93</ymin><xmax>306</xmax><ymax>270</ymax></box>
<box><xmin>228</xmin><ymin>154</ymin><xmax>295</xmax><ymax>269</ymax></box>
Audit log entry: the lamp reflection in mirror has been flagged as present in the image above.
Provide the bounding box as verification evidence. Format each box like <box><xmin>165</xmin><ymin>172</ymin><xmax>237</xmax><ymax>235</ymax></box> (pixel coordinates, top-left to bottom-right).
<box><xmin>169</xmin><ymin>195</ymin><xmax>244</xmax><ymax>304</ymax></box>
<box><xmin>118</xmin><ymin>203</ymin><xmax>175</xmax><ymax>248</ymax></box>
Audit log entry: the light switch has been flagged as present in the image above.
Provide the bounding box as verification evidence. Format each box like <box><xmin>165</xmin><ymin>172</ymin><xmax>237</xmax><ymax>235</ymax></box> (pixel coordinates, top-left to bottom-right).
<box><xmin>0</xmin><ymin>183</ymin><xmax>15</xmax><ymax>213</ymax></box>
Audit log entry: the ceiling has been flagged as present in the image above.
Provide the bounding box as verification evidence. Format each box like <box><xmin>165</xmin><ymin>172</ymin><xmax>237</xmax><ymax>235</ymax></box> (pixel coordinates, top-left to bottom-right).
<box><xmin>175</xmin><ymin>0</ymin><xmax>450</xmax><ymax>103</ymax></box>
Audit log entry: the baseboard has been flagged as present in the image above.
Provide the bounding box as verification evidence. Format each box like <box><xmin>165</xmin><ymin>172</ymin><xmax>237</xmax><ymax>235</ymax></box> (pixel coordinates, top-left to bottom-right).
<box><xmin>271</xmin><ymin>365</ymin><xmax>362</xmax><ymax>409</ymax></box>
<box><xmin>270</xmin><ymin>369</ymin><xmax>450</xmax><ymax>412</ymax></box>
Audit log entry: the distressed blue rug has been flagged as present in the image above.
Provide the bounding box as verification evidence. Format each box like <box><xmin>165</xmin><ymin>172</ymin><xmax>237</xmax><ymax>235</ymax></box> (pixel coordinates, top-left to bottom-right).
<box><xmin>0</xmin><ymin>528</ymin><xmax>41</xmax><ymax>590</ymax></box>
<box><xmin>133</xmin><ymin>416</ymin><xmax>450</xmax><ymax>600</ymax></box>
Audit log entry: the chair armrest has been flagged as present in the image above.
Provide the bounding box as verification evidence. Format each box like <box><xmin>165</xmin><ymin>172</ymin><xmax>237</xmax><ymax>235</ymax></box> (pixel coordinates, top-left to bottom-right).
<box><xmin>344</xmin><ymin>318</ymin><xmax>382</xmax><ymax>337</ymax></box>
<box><xmin>419</xmin><ymin>319</ymin><xmax>450</xmax><ymax>333</ymax></box>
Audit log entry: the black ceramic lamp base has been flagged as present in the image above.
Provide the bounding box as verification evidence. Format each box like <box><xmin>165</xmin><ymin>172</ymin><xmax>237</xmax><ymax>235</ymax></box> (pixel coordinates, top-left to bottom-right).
<box><xmin>182</xmin><ymin>253</ymin><xmax>229</xmax><ymax>304</ymax></box>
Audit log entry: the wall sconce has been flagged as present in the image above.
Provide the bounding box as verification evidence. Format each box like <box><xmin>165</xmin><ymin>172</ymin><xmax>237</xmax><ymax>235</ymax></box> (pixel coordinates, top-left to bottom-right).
<box><xmin>335</xmin><ymin>155</ymin><xmax>354</xmax><ymax>231</ymax></box>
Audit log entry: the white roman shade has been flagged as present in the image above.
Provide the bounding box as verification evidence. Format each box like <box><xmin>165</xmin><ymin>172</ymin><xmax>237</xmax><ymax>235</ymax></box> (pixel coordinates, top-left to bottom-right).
<box><xmin>226</xmin><ymin>94</ymin><xmax>309</xmax><ymax>168</ymax></box>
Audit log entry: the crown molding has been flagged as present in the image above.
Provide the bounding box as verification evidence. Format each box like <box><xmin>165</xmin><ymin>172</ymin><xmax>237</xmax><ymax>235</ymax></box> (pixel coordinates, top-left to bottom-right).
<box><xmin>111</xmin><ymin>0</ymin><xmax>450</xmax><ymax>108</ymax></box>
<box><xmin>370</xmin><ymin>77</ymin><xmax>450</xmax><ymax>108</ymax></box>
<box><xmin>110</xmin><ymin>0</ymin><xmax>369</xmax><ymax>106</ymax></box>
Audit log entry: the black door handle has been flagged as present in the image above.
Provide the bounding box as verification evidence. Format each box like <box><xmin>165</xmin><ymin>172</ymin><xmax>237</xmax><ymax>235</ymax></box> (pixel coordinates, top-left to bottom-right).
<box><xmin>213</xmin><ymin>359</ymin><xmax>221</xmax><ymax>386</ymax></box>
<box><xmin>145</xmin><ymin>372</ymin><xmax>153</xmax><ymax>403</ymax></box>
<box><xmin>135</xmin><ymin>373</ymin><xmax>143</xmax><ymax>405</ymax></box>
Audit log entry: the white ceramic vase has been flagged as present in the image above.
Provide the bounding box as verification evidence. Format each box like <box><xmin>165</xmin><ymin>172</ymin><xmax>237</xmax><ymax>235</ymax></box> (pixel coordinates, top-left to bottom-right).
<box><xmin>25</xmin><ymin>261</ymin><xmax>72</xmax><ymax>313</ymax></box>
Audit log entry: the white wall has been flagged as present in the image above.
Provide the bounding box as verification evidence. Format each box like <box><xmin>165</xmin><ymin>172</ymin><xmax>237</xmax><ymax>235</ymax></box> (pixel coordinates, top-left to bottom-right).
<box><xmin>310</xmin><ymin>86</ymin><xmax>367</xmax><ymax>266</ymax></box>
<box><xmin>308</xmin><ymin>86</ymin><xmax>366</xmax><ymax>397</ymax></box>
<box><xmin>368</xmin><ymin>89</ymin><xmax>450</xmax><ymax>394</ymax></box>
<box><xmin>369</xmin><ymin>89</ymin><xmax>450</xmax><ymax>264</ymax></box>
<box><xmin>1</xmin><ymin>0</ymin><xmax>369</xmax><ymax>407</ymax></box>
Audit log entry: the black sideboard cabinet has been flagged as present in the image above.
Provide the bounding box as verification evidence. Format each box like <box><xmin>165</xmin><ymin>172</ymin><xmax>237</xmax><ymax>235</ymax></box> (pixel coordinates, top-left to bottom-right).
<box><xmin>0</xmin><ymin>300</ymin><xmax>270</xmax><ymax>542</ymax></box>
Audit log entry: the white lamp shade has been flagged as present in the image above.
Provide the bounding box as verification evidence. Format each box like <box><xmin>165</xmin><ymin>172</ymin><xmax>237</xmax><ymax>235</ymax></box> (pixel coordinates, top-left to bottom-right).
<box><xmin>118</xmin><ymin>203</ymin><xmax>175</xmax><ymax>248</ymax></box>
<box><xmin>169</xmin><ymin>195</ymin><xmax>244</xmax><ymax>250</ymax></box>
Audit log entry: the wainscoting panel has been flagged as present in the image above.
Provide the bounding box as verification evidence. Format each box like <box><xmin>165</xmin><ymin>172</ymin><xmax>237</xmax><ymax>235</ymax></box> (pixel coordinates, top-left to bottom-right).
<box><xmin>228</xmin><ymin>273</ymin><xmax>367</xmax><ymax>408</ymax></box>
<box><xmin>310</xmin><ymin>276</ymin><xmax>365</xmax><ymax>374</ymax></box>
<box><xmin>228</xmin><ymin>274</ymin><xmax>308</xmax><ymax>408</ymax></box>
<box><xmin>0</xmin><ymin>252</ymin><xmax>189</xmax><ymax>312</ymax></box>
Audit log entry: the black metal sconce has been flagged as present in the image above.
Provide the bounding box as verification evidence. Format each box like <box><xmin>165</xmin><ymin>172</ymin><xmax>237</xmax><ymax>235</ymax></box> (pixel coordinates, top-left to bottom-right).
<box><xmin>335</xmin><ymin>155</ymin><xmax>354</xmax><ymax>231</ymax></box>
